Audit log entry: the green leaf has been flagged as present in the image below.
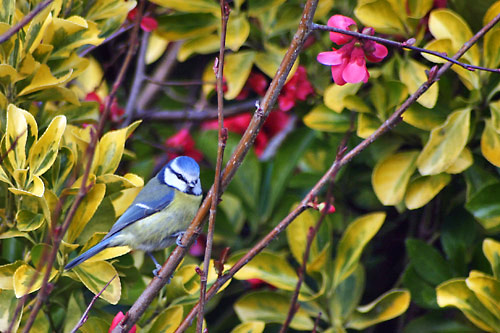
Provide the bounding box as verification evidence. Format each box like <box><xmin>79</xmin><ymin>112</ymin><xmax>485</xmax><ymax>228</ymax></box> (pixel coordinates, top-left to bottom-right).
<box><xmin>404</xmin><ymin>173</ymin><xmax>451</xmax><ymax>210</ymax></box>
<box><xmin>149</xmin><ymin>0</ymin><xmax>220</xmax><ymax>14</ymax></box>
<box><xmin>370</xmin><ymin>81</ymin><xmax>408</xmax><ymax>119</ymax></box>
<box><xmin>406</xmin><ymin>239</ymin><xmax>453</xmax><ymax>285</ymax></box>
<box><xmin>0</xmin><ymin>290</ymin><xmax>22</xmax><ymax>332</ymax></box>
<box><xmin>13</xmin><ymin>264</ymin><xmax>57</xmax><ymax>297</ymax></box>
<box><xmin>354</xmin><ymin>0</ymin><xmax>406</xmax><ymax>35</ymax></box>
<box><xmin>403</xmin><ymin>265</ymin><xmax>439</xmax><ymax>309</ymax></box>
<box><xmin>304</xmin><ymin>105</ymin><xmax>351</xmax><ymax>133</ymax></box>
<box><xmin>465</xmin><ymin>183</ymin><xmax>500</xmax><ymax>231</ymax></box>
<box><xmin>73</xmin><ymin>261</ymin><xmax>121</xmax><ymax>304</ymax></box>
<box><xmin>234</xmin><ymin>291</ymin><xmax>314</xmax><ymax>331</ymax></box>
<box><xmin>178</xmin><ymin>34</ymin><xmax>219</xmax><ymax>62</ymax></box>
<box><xmin>0</xmin><ymin>260</ymin><xmax>22</xmax><ymax>289</ymax></box>
<box><xmin>254</xmin><ymin>44</ymin><xmax>298</xmax><ymax>83</ymax></box>
<box><xmin>158</xmin><ymin>13</ymin><xmax>218</xmax><ymax>40</ymax></box>
<box><xmin>18</xmin><ymin>64</ymin><xmax>73</xmax><ymax>96</ymax></box>
<box><xmin>481</xmin><ymin>119</ymin><xmax>500</xmax><ymax>167</ymax></box>
<box><xmin>399</xmin><ymin>58</ymin><xmax>438</xmax><ymax>108</ymax></box>
<box><xmin>402</xmin><ymin>103</ymin><xmax>447</xmax><ymax>131</ymax></box>
<box><xmin>484</xmin><ymin>28</ymin><xmax>500</xmax><ymax>69</ymax></box>
<box><xmin>445</xmin><ymin>147</ymin><xmax>473</xmax><ymax>174</ymax></box>
<box><xmin>226</xmin><ymin>13</ymin><xmax>250</xmax><ymax>51</ymax></box>
<box><xmin>330</xmin><ymin>265</ymin><xmax>366</xmax><ymax>325</ymax></box>
<box><xmin>417</xmin><ymin>108</ymin><xmax>471</xmax><ymax>175</ymax></box>
<box><xmin>333</xmin><ymin>212</ymin><xmax>386</xmax><ymax>288</ymax></box>
<box><xmin>346</xmin><ymin>289</ymin><xmax>410</xmax><ymax>330</ymax></box>
<box><xmin>248</xmin><ymin>0</ymin><xmax>287</xmax><ymax>16</ymax></box>
<box><xmin>357</xmin><ymin>113</ymin><xmax>381</xmax><ymax>138</ymax></box>
<box><xmin>437</xmin><ymin>279</ymin><xmax>500</xmax><ymax>332</ymax></box>
<box><xmin>231</xmin><ymin>321</ymin><xmax>265</xmax><ymax>333</ymax></box>
<box><xmin>286</xmin><ymin>207</ymin><xmax>320</xmax><ymax>267</ymax></box>
<box><xmin>372</xmin><ymin>150</ymin><xmax>419</xmax><ymax>206</ymax></box>
<box><xmin>324</xmin><ymin>83</ymin><xmax>362</xmax><ymax>113</ymax></box>
<box><xmin>483</xmin><ymin>238</ymin><xmax>500</xmax><ymax>279</ymax></box>
<box><xmin>15</xmin><ymin>210</ymin><xmax>44</xmax><ymax>231</ymax></box>
<box><xmin>148</xmin><ymin>305</ymin><xmax>183</xmax><ymax>333</ymax></box>
<box><xmin>491</xmin><ymin>100</ymin><xmax>500</xmax><ymax>132</ymax></box>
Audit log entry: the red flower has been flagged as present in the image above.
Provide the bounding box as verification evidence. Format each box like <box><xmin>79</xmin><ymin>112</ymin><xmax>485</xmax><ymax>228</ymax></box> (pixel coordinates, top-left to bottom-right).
<box><xmin>202</xmin><ymin>110</ymin><xmax>290</xmax><ymax>157</ymax></box>
<box><xmin>128</xmin><ymin>8</ymin><xmax>158</xmax><ymax>32</ymax></box>
<box><xmin>84</xmin><ymin>92</ymin><xmax>124</xmax><ymax>123</ymax></box>
<box><xmin>317</xmin><ymin>15</ymin><xmax>388</xmax><ymax>86</ymax></box>
<box><xmin>278</xmin><ymin>66</ymin><xmax>314</xmax><ymax>111</ymax></box>
<box><xmin>246</xmin><ymin>278</ymin><xmax>276</xmax><ymax>290</ymax></box>
<box><xmin>165</xmin><ymin>128</ymin><xmax>203</xmax><ymax>162</ymax></box>
<box><xmin>235</xmin><ymin>72</ymin><xmax>268</xmax><ymax>100</ymax></box>
<box><xmin>109</xmin><ymin>312</ymin><xmax>136</xmax><ymax>333</ymax></box>
<box><xmin>189</xmin><ymin>234</ymin><xmax>206</xmax><ymax>257</ymax></box>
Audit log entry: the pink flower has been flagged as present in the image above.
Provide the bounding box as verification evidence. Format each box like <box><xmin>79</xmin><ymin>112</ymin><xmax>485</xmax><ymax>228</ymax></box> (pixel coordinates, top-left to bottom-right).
<box><xmin>84</xmin><ymin>92</ymin><xmax>124</xmax><ymax>123</ymax></box>
<box><xmin>278</xmin><ymin>66</ymin><xmax>314</xmax><ymax>111</ymax></box>
<box><xmin>235</xmin><ymin>72</ymin><xmax>268</xmax><ymax>100</ymax></box>
<box><xmin>317</xmin><ymin>16</ymin><xmax>388</xmax><ymax>86</ymax></box>
<box><xmin>128</xmin><ymin>8</ymin><xmax>158</xmax><ymax>32</ymax></box>
<box><xmin>165</xmin><ymin>128</ymin><xmax>203</xmax><ymax>162</ymax></box>
<box><xmin>109</xmin><ymin>312</ymin><xmax>136</xmax><ymax>333</ymax></box>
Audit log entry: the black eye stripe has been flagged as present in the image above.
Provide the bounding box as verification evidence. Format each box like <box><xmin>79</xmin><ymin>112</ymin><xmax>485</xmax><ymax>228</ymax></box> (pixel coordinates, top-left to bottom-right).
<box><xmin>168</xmin><ymin>165</ymin><xmax>187</xmax><ymax>183</ymax></box>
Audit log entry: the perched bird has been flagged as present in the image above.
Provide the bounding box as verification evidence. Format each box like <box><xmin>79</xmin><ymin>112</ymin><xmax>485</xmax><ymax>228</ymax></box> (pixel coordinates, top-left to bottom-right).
<box><xmin>65</xmin><ymin>156</ymin><xmax>203</xmax><ymax>275</ymax></box>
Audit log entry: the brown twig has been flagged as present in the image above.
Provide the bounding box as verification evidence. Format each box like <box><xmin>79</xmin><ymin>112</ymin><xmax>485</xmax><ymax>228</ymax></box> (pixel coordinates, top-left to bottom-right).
<box><xmin>70</xmin><ymin>275</ymin><xmax>117</xmax><ymax>333</ymax></box>
<box><xmin>172</xmin><ymin>11</ymin><xmax>500</xmax><ymax>333</ymax></box>
<box><xmin>311</xmin><ymin>23</ymin><xmax>500</xmax><ymax>73</ymax></box>
<box><xmin>312</xmin><ymin>312</ymin><xmax>322</xmax><ymax>333</ymax></box>
<box><xmin>0</xmin><ymin>0</ymin><xmax>53</xmax><ymax>44</ymax></box>
<box><xmin>196</xmin><ymin>2</ymin><xmax>230</xmax><ymax>332</ymax></box>
<box><xmin>280</xmin><ymin>116</ymin><xmax>353</xmax><ymax>333</ymax></box>
<box><xmin>112</xmin><ymin>1</ymin><xmax>319</xmax><ymax>331</ymax></box>
<box><xmin>17</xmin><ymin>2</ymin><xmax>145</xmax><ymax>332</ymax></box>
<box><xmin>135</xmin><ymin>100</ymin><xmax>256</xmax><ymax>121</ymax></box>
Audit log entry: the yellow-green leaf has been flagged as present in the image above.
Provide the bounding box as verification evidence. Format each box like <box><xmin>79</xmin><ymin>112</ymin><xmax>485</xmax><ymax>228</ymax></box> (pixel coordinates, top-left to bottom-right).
<box><xmin>417</xmin><ymin>108</ymin><xmax>471</xmax><ymax>175</ymax></box>
<box><xmin>491</xmin><ymin>100</ymin><xmax>500</xmax><ymax>132</ymax></box>
<box><xmin>178</xmin><ymin>33</ymin><xmax>219</xmax><ymax>62</ymax></box>
<box><xmin>16</xmin><ymin>210</ymin><xmax>44</xmax><ymax>231</ymax></box>
<box><xmin>231</xmin><ymin>321</ymin><xmax>265</xmax><ymax>333</ymax></box>
<box><xmin>0</xmin><ymin>261</ymin><xmax>23</xmax><ymax>289</ymax></box>
<box><xmin>4</xmin><ymin>104</ymin><xmax>28</xmax><ymax>170</ymax></box>
<box><xmin>445</xmin><ymin>147</ymin><xmax>473</xmax><ymax>174</ymax></box>
<box><xmin>483</xmin><ymin>238</ymin><xmax>500</xmax><ymax>279</ymax></box>
<box><xmin>18</xmin><ymin>64</ymin><xmax>73</xmax><ymax>96</ymax></box>
<box><xmin>226</xmin><ymin>14</ymin><xmax>250</xmax><ymax>52</ymax></box>
<box><xmin>481</xmin><ymin>119</ymin><xmax>500</xmax><ymax>167</ymax></box>
<box><xmin>354</xmin><ymin>0</ymin><xmax>406</xmax><ymax>35</ymax></box>
<box><xmin>29</xmin><ymin>115</ymin><xmax>66</xmax><ymax>177</ymax></box>
<box><xmin>303</xmin><ymin>105</ymin><xmax>351</xmax><ymax>133</ymax></box>
<box><xmin>372</xmin><ymin>151</ymin><xmax>419</xmax><ymax>205</ymax></box>
<box><xmin>248</xmin><ymin>0</ymin><xmax>287</xmax><ymax>16</ymax></box>
<box><xmin>234</xmin><ymin>291</ymin><xmax>314</xmax><ymax>331</ymax></box>
<box><xmin>0</xmin><ymin>64</ymin><xmax>22</xmax><ymax>87</ymax></box>
<box><xmin>286</xmin><ymin>207</ymin><xmax>319</xmax><ymax>266</ymax></box>
<box><xmin>73</xmin><ymin>261</ymin><xmax>121</xmax><ymax>304</ymax></box>
<box><xmin>13</xmin><ymin>264</ymin><xmax>57</xmax><ymax>297</ymax></box>
<box><xmin>254</xmin><ymin>44</ymin><xmax>298</xmax><ymax>83</ymax></box>
<box><xmin>333</xmin><ymin>212</ymin><xmax>386</xmax><ymax>288</ymax></box>
<box><xmin>149</xmin><ymin>305</ymin><xmax>184</xmax><ymax>333</ymax></box>
<box><xmin>9</xmin><ymin>174</ymin><xmax>45</xmax><ymax>197</ymax></box>
<box><xmin>158</xmin><ymin>13</ymin><xmax>219</xmax><ymax>40</ymax></box>
<box><xmin>405</xmin><ymin>173</ymin><xmax>451</xmax><ymax>210</ymax></box>
<box><xmin>0</xmin><ymin>290</ymin><xmax>22</xmax><ymax>333</ymax></box>
<box><xmin>224</xmin><ymin>51</ymin><xmax>256</xmax><ymax>100</ymax></box>
<box><xmin>324</xmin><ymin>83</ymin><xmax>362</xmax><ymax>113</ymax></box>
<box><xmin>437</xmin><ymin>278</ymin><xmax>500</xmax><ymax>332</ymax></box>
<box><xmin>146</xmin><ymin>32</ymin><xmax>169</xmax><ymax>64</ymax></box>
<box><xmin>466</xmin><ymin>275</ymin><xmax>500</xmax><ymax>319</ymax></box>
<box><xmin>149</xmin><ymin>0</ymin><xmax>220</xmax><ymax>14</ymax></box>
<box><xmin>230</xmin><ymin>251</ymin><xmax>313</xmax><ymax>297</ymax></box>
<box><xmin>92</xmin><ymin>121</ymin><xmax>141</xmax><ymax>176</ymax></box>
<box><xmin>399</xmin><ymin>58</ymin><xmax>438</xmax><ymax>108</ymax></box>
<box><xmin>402</xmin><ymin>103</ymin><xmax>446</xmax><ymax>130</ymax></box>
<box><xmin>65</xmin><ymin>183</ymin><xmax>106</xmax><ymax>243</ymax></box>
<box><xmin>24</xmin><ymin>3</ymin><xmax>52</xmax><ymax>54</ymax></box>
<box><xmin>357</xmin><ymin>113</ymin><xmax>381</xmax><ymax>139</ymax></box>
<box><xmin>428</xmin><ymin>9</ymin><xmax>479</xmax><ymax>64</ymax></box>
<box><xmin>346</xmin><ymin>289</ymin><xmax>410</xmax><ymax>330</ymax></box>
<box><xmin>330</xmin><ymin>265</ymin><xmax>366</xmax><ymax>325</ymax></box>
<box><xmin>484</xmin><ymin>28</ymin><xmax>500</xmax><ymax>69</ymax></box>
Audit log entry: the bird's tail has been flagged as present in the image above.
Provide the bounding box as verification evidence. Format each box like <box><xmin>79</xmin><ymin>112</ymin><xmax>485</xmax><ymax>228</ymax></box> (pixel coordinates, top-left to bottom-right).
<box><xmin>65</xmin><ymin>238</ymin><xmax>111</xmax><ymax>270</ymax></box>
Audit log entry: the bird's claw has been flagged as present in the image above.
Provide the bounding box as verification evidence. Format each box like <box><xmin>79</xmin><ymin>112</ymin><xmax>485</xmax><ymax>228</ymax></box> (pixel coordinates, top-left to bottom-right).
<box><xmin>173</xmin><ymin>231</ymin><xmax>186</xmax><ymax>248</ymax></box>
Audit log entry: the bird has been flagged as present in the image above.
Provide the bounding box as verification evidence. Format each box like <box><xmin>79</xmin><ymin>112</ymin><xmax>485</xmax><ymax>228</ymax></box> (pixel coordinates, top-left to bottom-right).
<box><xmin>65</xmin><ymin>156</ymin><xmax>203</xmax><ymax>275</ymax></box>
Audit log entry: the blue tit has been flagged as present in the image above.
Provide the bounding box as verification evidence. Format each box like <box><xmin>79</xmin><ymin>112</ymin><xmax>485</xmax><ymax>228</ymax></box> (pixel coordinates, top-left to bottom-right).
<box><xmin>65</xmin><ymin>156</ymin><xmax>202</xmax><ymax>275</ymax></box>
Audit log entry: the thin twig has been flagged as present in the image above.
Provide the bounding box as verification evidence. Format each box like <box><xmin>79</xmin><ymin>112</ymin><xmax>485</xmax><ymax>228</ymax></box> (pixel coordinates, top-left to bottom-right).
<box><xmin>70</xmin><ymin>275</ymin><xmax>117</xmax><ymax>333</ymax></box>
<box><xmin>0</xmin><ymin>0</ymin><xmax>53</xmax><ymax>44</ymax></box>
<box><xmin>135</xmin><ymin>100</ymin><xmax>256</xmax><ymax>121</ymax></box>
<box><xmin>196</xmin><ymin>2</ymin><xmax>230</xmax><ymax>332</ymax></box>
<box><xmin>112</xmin><ymin>0</ymin><xmax>319</xmax><ymax>331</ymax></box>
<box><xmin>312</xmin><ymin>312</ymin><xmax>322</xmax><ymax>333</ymax></box>
<box><xmin>123</xmin><ymin>30</ymin><xmax>150</xmax><ymax>126</ymax></box>
<box><xmin>173</xmin><ymin>11</ymin><xmax>500</xmax><ymax>333</ymax></box>
<box><xmin>311</xmin><ymin>23</ymin><xmax>500</xmax><ymax>73</ymax></box>
<box><xmin>17</xmin><ymin>2</ymin><xmax>146</xmax><ymax>331</ymax></box>
<box><xmin>280</xmin><ymin>116</ymin><xmax>353</xmax><ymax>333</ymax></box>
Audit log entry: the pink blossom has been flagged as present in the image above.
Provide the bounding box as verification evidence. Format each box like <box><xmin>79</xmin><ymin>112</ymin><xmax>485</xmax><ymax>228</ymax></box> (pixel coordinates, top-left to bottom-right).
<box><xmin>128</xmin><ymin>8</ymin><xmax>158</xmax><ymax>32</ymax></box>
<box><xmin>165</xmin><ymin>128</ymin><xmax>203</xmax><ymax>162</ymax></box>
<box><xmin>109</xmin><ymin>312</ymin><xmax>136</xmax><ymax>333</ymax></box>
<box><xmin>278</xmin><ymin>66</ymin><xmax>314</xmax><ymax>111</ymax></box>
<box><xmin>317</xmin><ymin>15</ymin><xmax>388</xmax><ymax>86</ymax></box>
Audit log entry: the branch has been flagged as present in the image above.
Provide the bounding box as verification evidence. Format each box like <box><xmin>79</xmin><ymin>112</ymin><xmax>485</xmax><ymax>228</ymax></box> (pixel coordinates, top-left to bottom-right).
<box><xmin>196</xmin><ymin>1</ymin><xmax>230</xmax><ymax>331</ymax></box>
<box><xmin>311</xmin><ymin>23</ymin><xmax>500</xmax><ymax>73</ymax></box>
<box><xmin>135</xmin><ymin>100</ymin><xmax>256</xmax><ymax>121</ymax></box>
<box><xmin>113</xmin><ymin>0</ymin><xmax>319</xmax><ymax>331</ymax></box>
<box><xmin>173</xmin><ymin>11</ymin><xmax>500</xmax><ymax>332</ymax></box>
<box><xmin>0</xmin><ymin>0</ymin><xmax>53</xmax><ymax>44</ymax></box>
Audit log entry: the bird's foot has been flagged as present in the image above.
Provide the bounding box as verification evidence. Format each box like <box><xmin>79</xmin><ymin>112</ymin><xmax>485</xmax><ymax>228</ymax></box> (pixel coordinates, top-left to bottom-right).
<box><xmin>172</xmin><ymin>231</ymin><xmax>186</xmax><ymax>248</ymax></box>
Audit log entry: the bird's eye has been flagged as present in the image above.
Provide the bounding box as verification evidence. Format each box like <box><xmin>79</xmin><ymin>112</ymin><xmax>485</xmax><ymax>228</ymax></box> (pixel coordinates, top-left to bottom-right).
<box><xmin>176</xmin><ymin>173</ymin><xmax>184</xmax><ymax>182</ymax></box>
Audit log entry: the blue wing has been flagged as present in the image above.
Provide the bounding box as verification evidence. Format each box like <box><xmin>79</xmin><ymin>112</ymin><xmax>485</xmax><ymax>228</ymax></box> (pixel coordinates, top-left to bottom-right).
<box><xmin>103</xmin><ymin>175</ymin><xmax>175</xmax><ymax>240</ymax></box>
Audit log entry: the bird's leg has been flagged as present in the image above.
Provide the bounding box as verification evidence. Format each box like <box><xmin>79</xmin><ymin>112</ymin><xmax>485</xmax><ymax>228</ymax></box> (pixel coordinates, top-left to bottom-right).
<box><xmin>147</xmin><ymin>252</ymin><xmax>162</xmax><ymax>277</ymax></box>
<box><xmin>172</xmin><ymin>231</ymin><xmax>186</xmax><ymax>248</ymax></box>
